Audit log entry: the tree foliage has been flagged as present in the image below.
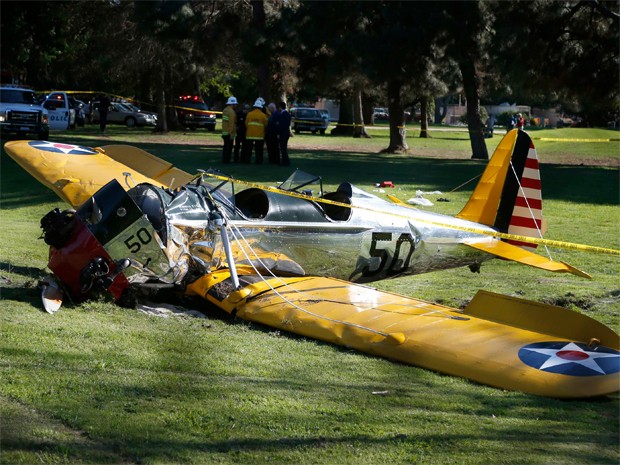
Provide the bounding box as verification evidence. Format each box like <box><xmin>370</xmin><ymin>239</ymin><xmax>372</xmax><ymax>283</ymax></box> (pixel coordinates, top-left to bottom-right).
<box><xmin>1</xmin><ymin>1</ymin><xmax>617</xmax><ymax>145</ymax></box>
<box><xmin>0</xmin><ymin>1</ymin><xmax>101</xmax><ymax>89</ymax></box>
<box><xmin>490</xmin><ymin>0</ymin><xmax>619</xmax><ymax>125</ymax></box>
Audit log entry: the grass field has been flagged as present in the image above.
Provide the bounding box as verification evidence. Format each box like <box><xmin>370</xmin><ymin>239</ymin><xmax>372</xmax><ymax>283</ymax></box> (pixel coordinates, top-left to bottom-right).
<box><xmin>1</xmin><ymin>126</ymin><xmax>619</xmax><ymax>464</ymax></box>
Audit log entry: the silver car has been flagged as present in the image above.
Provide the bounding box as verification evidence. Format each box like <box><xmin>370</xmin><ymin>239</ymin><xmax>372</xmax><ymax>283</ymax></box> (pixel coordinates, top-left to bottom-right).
<box><xmin>91</xmin><ymin>101</ymin><xmax>157</xmax><ymax>127</ymax></box>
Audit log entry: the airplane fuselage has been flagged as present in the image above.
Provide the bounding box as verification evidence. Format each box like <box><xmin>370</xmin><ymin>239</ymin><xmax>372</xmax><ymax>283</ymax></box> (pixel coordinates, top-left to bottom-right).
<box><xmin>227</xmin><ymin>202</ymin><xmax>495</xmax><ymax>282</ymax></box>
<box><xmin>181</xmin><ymin>182</ymin><xmax>497</xmax><ymax>283</ymax></box>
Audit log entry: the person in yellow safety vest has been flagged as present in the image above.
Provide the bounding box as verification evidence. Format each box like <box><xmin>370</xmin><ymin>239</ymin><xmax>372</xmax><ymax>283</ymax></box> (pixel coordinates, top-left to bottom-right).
<box><xmin>242</xmin><ymin>98</ymin><xmax>269</xmax><ymax>164</ymax></box>
<box><xmin>221</xmin><ymin>96</ymin><xmax>238</xmax><ymax>163</ymax></box>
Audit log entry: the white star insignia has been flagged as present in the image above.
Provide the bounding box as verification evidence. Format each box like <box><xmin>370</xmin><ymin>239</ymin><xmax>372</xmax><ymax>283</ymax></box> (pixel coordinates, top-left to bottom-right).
<box><xmin>523</xmin><ymin>342</ymin><xmax>618</xmax><ymax>374</ymax></box>
<box><xmin>31</xmin><ymin>141</ymin><xmax>94</xmax><ymax>155</ymax></box>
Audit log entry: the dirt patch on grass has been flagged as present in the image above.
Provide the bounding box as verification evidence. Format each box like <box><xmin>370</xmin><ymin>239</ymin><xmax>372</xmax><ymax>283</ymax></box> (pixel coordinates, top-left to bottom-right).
<box><xmin>542</xmin><ymin>290</ymin><xmax>620</xmax><ymax>312</ymax></box>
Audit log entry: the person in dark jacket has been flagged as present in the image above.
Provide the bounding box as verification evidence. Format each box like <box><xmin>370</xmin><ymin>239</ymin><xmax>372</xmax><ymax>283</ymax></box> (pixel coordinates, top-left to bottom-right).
<box><xmin>265</xmin><ymin>102</ymin><xmax>281</xmax><ymax>164</ymax></box>
<box><xmin>277</xmin><ymin>101</ymin><xmax>291</xmax><ymax>166</ymax></box>
<box><xmin>98</xmin><ymin>94</ymin><xmax>111</xmax><ymax>133</ymax></box>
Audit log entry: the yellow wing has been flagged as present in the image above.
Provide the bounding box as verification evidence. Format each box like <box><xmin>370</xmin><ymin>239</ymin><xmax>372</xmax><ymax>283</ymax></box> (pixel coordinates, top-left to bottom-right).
<box><xmin>3</xmin><ymin>140</ymin><xmax>194</xmax><ymax>207</ymax></box>
<box><xmin>186</xmin><ymin>269</ymin><xmax>619</xmax><ymax>398</ymax></box>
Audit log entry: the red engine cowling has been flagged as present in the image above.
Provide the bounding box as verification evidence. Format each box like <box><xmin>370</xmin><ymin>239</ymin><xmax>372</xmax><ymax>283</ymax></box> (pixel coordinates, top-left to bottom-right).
<box><xmin>43</xmin><ymin>209</ymin><xmax>129</xmax><ymax>302</ymax></box>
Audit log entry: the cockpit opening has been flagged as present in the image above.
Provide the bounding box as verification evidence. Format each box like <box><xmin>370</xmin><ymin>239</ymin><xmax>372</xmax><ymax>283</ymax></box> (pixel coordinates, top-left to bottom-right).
<box><xmin>320</xmin><ymin>186</ymin><xmax>352</xmax><ymax>222</ymax></box>
<box><xmin>234</xmin><ymin>188</ymin><xmax>270</xmax><ymax>219</ymax></box>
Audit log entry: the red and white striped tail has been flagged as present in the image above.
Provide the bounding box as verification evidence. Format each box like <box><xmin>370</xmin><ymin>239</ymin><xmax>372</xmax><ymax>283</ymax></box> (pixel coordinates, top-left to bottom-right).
<box><xmin>506</xmin><ymin>142</ymin><xmax>543</xmax><ymax>249</ymax></box>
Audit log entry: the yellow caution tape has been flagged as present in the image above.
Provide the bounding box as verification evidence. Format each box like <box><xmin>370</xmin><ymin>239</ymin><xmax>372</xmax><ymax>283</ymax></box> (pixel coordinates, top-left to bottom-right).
<box><xmin>202</xmin><ymin>173</ymin><xmax>620</xmax><ymax>256</ymax></box>
<box><xmin>532</xmin><ymin>137</ymin><xmax>619</xmax><ymax>142</ymax></box>
<box><xmin>295</xmin><ymin>122</ymin><xmax>413</xmax><ymax>130</ymax></box>
<box><xmin>173</xmin><ymin>104</ymin><xmax>221</xmax><ymax>116</ymax></box>
<box><xmin>41</xmin><ymin>90</ymin><xmax>223</xmax><ymax>116</ymax></box>
<box><xmin>292</xmin><ymin>119</ymin><xmax>329</xmax><ymax>126</ymax></box>
<box><xmin>42</xmin><ymin>90</ymin><xmax>98</xmax><ymax>95</ymax></box>
<box><xmin>42</xmin><ymin>90</ymin><xmax>130</xmax><ymax>101</ymax></box>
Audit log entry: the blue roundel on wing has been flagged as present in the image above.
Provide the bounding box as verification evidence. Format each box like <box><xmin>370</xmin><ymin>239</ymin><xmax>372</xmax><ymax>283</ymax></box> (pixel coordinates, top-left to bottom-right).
<box><xmin>519</xmin><ymin>341</ymin><xmax>620</xmax><ymax>377</ymax></box>
<box><xmin>28</xmin><ymin>141</ymin><xmax>97</xmax><ymax>155</ymax></box>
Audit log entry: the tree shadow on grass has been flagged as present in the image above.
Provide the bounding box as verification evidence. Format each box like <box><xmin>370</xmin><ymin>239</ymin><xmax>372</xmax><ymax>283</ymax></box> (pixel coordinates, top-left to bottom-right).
<box><xmin>0</xmin><ymin>156</ymin><xmax>59</xmax><ymax>209</ymax></box>
<box><xmin>3</xmin><ymin>135</ymin><xmax>618</xmax><ymax>210</ymax></box>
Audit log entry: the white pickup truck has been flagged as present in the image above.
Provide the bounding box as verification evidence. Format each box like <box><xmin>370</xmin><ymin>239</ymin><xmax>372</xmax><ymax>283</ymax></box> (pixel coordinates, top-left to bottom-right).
<box><xmin>0</xmin><ymin>85</ymin><xmax>50</xmax><ymax>140</ymax></box>
<box><xmin>41</xmin><ymin>91</ymin><xmax>76</xmax><ymax>131</ymax></box>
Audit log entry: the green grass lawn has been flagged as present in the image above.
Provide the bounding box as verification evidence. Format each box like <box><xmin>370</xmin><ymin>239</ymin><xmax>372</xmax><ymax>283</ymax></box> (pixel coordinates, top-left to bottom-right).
<box><xmin>1</xmin><ymin>126</ymin><xmax>619</xmax><ymax>464</ymax></box>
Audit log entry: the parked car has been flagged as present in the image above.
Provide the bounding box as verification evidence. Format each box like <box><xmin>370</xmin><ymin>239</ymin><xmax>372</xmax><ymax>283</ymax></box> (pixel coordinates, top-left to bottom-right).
<box><xmin>121</xmin><ymin>102</ymin><xmax>151</xmax><ymax>114</ymax></box>
<box><xmin>118</xmin><ymin>102</ymin><xmax>158</xmax><ymax>122</ymax></box>
<box><xmin>175</xmin><ymin>95</ymin><xmax>216</xmax><ymax>131</ymax></box>
<box><xmin>290</xmin><ymin>107</ymin><xmax>329</xmax><ymax>134</ymax></box>
<box><xmin>90</xmin><ymin>101</ymin><xmax>157</xmax><ymax>127</ymax></box>
<box><xmin>0</xmin><ymin>85</ymin><xmax>49</xmax><ymax>140</ymax></box>
<box><xmin>373</xmin><ymin>107</ymin><xmax>389</xmax><ymax>120</ymax></box>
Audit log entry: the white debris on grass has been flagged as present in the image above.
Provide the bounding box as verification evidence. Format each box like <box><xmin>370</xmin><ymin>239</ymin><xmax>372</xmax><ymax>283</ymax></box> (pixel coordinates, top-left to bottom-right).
<box><xmin>137</xmin><ymin>301</ymin><xmax>206</xmax><ymax>318</ymax></box>
<box><xmin>407</xmin><ymin>190</ymin><xmax>443</xmax><ymax>207</ymax></box>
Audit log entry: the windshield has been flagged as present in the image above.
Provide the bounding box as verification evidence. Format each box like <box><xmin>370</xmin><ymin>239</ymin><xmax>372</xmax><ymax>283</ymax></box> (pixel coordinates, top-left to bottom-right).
<box><xmin>178</xmin><ymin>99</ymin><xmax>208</xmax><ymax>111</ymax></box>
<box><xmin>296</xmin><ymin>109</ymin><xmax>319</xmax><ymax>118</ymax></box>
<box><xmin>1</xmin><ymin>89</ymin><xmax>40</xmax><ymax>105</ymax></box>
<box><xmin>116</xmin><ymin>103</ymin><xmax>134</xmax><ymax>112</ymax></box>
<box><xmin>279</xmin><ymin>169</ymin><xmax>323</xmax><ymax>195</ymax></box>
<box><xmin>195</xmin><ymin>169</ymin><xmax>238</xmax><ymax>217</ymax></box>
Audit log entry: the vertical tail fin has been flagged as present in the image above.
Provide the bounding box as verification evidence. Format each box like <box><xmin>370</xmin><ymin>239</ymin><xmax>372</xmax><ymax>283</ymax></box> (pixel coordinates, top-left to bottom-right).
<box><xmin>498</xmin><ymin>131</ymin><xmax>544</xmax><ymax>249</ymax></box>
<box><xmin>456</xmin><ymin>129</ymin><xmax>544</xmax><ymax>249</ymax></box>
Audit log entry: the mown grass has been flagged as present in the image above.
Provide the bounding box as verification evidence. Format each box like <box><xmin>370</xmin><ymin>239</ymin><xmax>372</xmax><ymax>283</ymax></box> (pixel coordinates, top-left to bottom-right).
<box><xmin>1</xmin><ymin>126</ymin><xmax>619</xmax><ymax>464</ymax></box>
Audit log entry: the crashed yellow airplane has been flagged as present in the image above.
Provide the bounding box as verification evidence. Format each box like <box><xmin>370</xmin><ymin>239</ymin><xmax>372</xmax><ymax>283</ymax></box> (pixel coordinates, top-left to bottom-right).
<box><xmin>4</xmin><ymin>129</ymin><xmax>619</xmax><ymax>398</ymax></box>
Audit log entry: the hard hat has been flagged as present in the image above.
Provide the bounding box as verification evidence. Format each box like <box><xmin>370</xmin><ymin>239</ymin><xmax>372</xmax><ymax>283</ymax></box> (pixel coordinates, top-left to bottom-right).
<box><xmin>253</xmin><ymin>98</ymin><xmax>264</xmax><ymax>109</ymax></box>
<box><xmin>226</xmin><ymin>96</ymin><xmax>238</xmax><ymax>105</ymax></box>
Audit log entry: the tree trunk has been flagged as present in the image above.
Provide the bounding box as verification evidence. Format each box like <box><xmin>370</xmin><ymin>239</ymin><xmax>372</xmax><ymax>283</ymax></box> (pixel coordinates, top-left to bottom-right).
<box><xmin>194</xmin><ymin>74</ymin><xmax>202</xmax><ymax>97</ymax></box>
<box><xmin>154</xmin><ymin>68</ymin><xmax>168</xmax><ymax>133</ymax></box>
<box><xmin>252</xmin><ymin>0</ymin><xmax>271</xmax><ymax>100</ymax></box>
<box><xmin>331</xmin><ymin>93</ymin><xmax>354</xmax><ymax>136</ymax></box>
<box><xmin>459</xmin><ymin>60</ymin><xmax>488</xmax><ymax>159</ymax></box>
<box><xmin>419</xmin><ymin>96</ymin><xmax>430</xmax><ymax>138</ymax></box>
<box><xmin>362</xmin><ymin>93</ymin><xmax>373</xmax><ymax>125</ymax></box>
<box><xmin>155</xmin><ymin>88</ymin><xmax>168</xmax><ymax>133</ymax></box>
<box><xmin>383</xmin><ymin>79</ymin><xmax>408</xmax><ymax>153</ymax></box>
<box><xmin>353</xmin><ymin>85</ymin><xmax>370</xmax><ymax>138</ymax></box>
<box><xmin>139</xmin><ymin>70</ymin><xmax>152</xmax><ymax>112</ymax></box>
<box><xmin>434</xmin><ymin>96</ymin><xmax>447</xmax><ymax>124</ymax></box>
